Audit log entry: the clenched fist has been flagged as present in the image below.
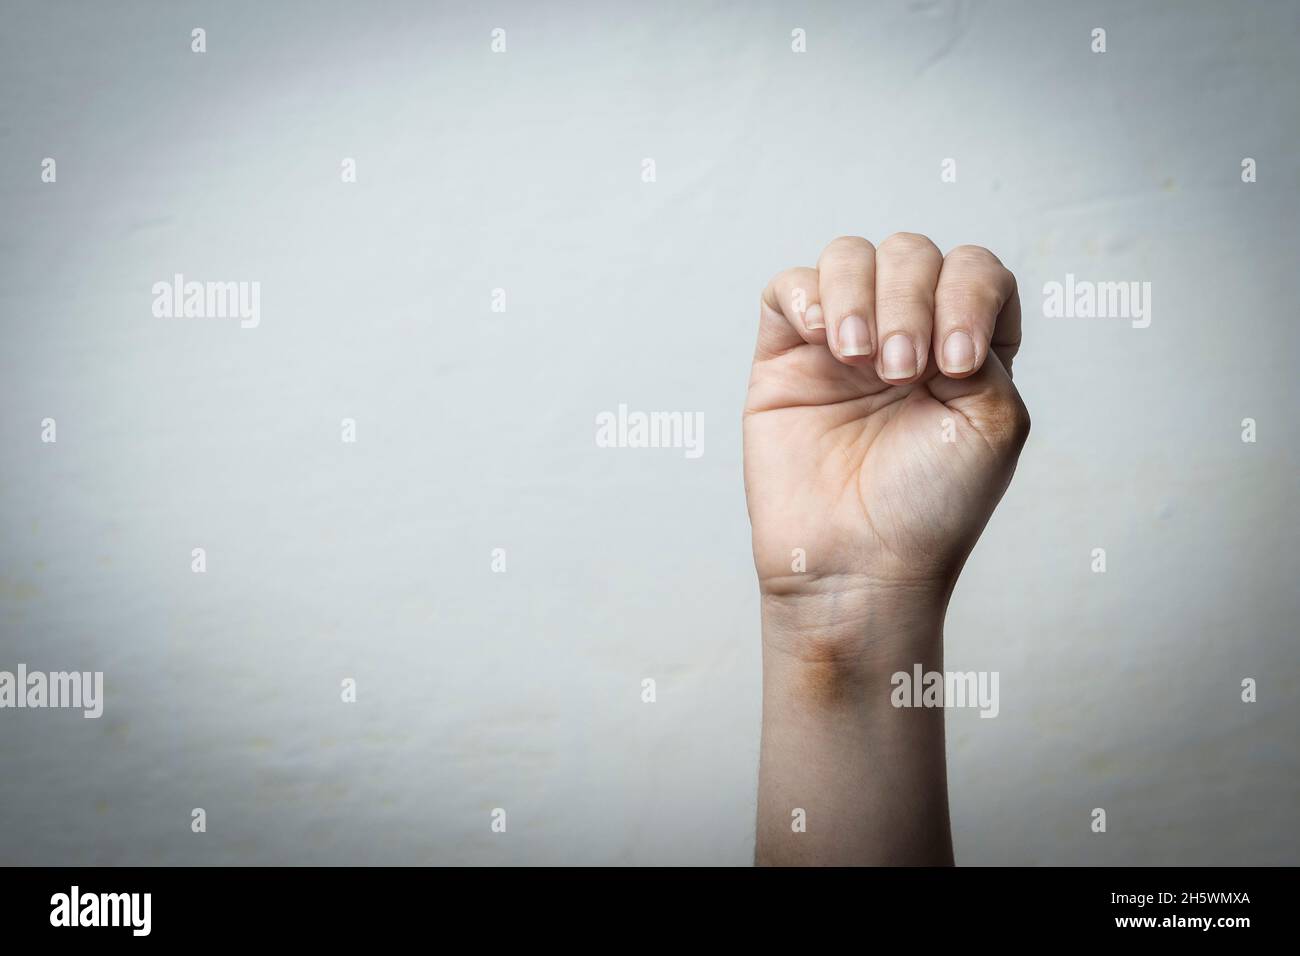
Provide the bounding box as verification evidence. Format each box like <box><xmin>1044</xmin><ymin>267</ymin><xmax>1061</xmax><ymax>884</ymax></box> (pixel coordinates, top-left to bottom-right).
<box><xmin>746</xmin><ymin>233</ymin><xmax>1031</xmax><ymax>865</ymax></box>
<box><xmin>744</xmin><ymin>233</ymin><xmax>1029</xmax><ymax>668</ymax></box>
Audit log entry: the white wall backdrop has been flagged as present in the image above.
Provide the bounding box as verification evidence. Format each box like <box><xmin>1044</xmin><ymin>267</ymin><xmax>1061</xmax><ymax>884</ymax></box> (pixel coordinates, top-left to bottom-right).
<box><xmin>1</xmin><ymin>0</ymin><xmax>1297</xmax><ymax>865</ymax></box>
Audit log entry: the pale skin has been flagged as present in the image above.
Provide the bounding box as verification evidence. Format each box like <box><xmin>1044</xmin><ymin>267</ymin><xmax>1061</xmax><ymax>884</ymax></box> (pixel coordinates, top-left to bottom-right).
<box><xmin>744</xmin><ymin>233</ymin><xmax>1030</xmax><ymax>865</ymax></box>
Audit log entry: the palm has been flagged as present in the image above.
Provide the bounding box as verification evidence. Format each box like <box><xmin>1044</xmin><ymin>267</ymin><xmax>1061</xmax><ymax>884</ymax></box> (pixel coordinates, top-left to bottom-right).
<box><xmin>744</xmin><ymin>342</ymin><xmax>1022</xmax><ymax>589</ymax></box>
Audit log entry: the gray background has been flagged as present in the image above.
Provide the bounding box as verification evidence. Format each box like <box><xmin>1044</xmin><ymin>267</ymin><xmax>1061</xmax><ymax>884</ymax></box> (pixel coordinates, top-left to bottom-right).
<box><xmin>1</xmin><ymin>0</ymin><xmax>1297</xmax><ymax>865</ymax></box>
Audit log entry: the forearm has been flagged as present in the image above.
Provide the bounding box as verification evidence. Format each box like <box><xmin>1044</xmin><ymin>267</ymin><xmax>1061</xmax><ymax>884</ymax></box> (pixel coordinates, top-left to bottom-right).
<box><xmin>755</xmin><ymin>596</ymin><xmax>954</xmax><ymax>866</ymax></box>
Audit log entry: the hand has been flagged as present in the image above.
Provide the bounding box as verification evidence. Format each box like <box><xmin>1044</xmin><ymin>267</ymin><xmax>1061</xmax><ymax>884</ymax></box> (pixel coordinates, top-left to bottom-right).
<box><xmin>743</xmin><ymin>233</ymin><xmax>1030</xmax><ymax>669</ymax></box>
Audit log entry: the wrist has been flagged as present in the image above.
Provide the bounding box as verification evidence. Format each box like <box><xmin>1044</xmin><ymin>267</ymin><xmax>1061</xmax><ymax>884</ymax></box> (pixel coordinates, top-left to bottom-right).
<box><xmin>760</xmin><ymin>577</ymin><xmax>950</xmax><ymax>687</ymax></box>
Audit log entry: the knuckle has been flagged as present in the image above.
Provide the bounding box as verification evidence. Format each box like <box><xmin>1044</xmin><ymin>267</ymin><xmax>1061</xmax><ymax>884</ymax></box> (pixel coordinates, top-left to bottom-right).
<box><xmin>946</xmin><ymin>247</ymin><xmax>1013</xmax><ymax>295</ymax></box>
<box><xmin>819</xmin><ymin>235</ymin><xmax>876</xmax><ymax>269</ymax></box>
<box><xmin>878</xmin><ymin>231</ymin><xmax>940</xmax><ymax>260</ymax></box>
<box><xmin>945</xmin><ymin>244</ymin><xmax>1003</xmax><ymax>273</ymax></box>
<box><xmin>762</xmin><ymin>267</ymin><xmax>797</xmax><ymax>299</ymax></box>
<box><xmin>825</xmin><ymin>234</ymin><xmax>875</xmax><ymax>254</ymax></box>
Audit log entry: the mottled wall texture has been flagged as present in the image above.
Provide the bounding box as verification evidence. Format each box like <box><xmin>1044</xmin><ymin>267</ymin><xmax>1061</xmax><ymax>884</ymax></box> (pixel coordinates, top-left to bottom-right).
<box><xmin>1</xmin><ymin>1</ymin><xmax>1297</xmax><ymax>864</ymax></box>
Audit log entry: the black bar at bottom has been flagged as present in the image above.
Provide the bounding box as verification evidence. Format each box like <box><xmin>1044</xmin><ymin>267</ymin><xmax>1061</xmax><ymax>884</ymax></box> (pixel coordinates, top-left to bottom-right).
<box><xmin>0</xmin><ymin>866</ymin><xmax>1289</xmax><ymax>941</ymax></box>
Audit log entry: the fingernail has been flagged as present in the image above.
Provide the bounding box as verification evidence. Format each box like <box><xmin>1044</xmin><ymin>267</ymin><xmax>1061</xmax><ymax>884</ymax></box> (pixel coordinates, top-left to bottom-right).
<box><xmin>881</xmin><ymin>334</ymin><xmax>916</xmax><ymax>379</ymax></box>
<box><xmin>804</xmin><ymin>303</ymin><xmax>825</xmax><ymax>330</ymax></box>
<box><xmin>838</xmin><ymin>314</ymin><xmax>872</xmax><ymax>355</ymax></box>
<box><xmin>942</xmin><ymin>330</ymin><xmax>975</xmax><ymax>373</ymax></box>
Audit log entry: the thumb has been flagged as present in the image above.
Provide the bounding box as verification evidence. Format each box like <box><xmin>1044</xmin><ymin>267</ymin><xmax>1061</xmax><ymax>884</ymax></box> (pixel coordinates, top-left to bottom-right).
<box><xmin>925</xmin><ymin>353</ymin><xmax>1031</xmax><ymax>457</ymax></box>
